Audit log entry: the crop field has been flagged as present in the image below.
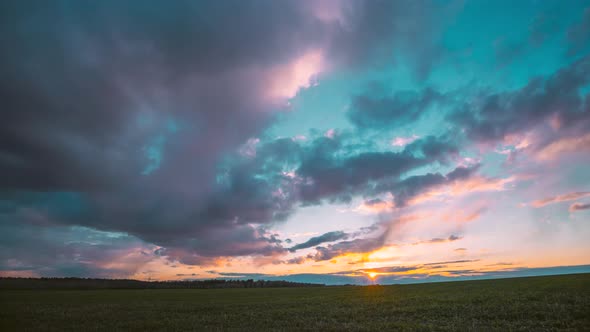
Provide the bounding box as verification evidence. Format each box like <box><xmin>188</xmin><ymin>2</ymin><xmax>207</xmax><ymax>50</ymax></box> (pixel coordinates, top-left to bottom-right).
<box><xmin>1</xmin><ymin>274</ymin><xmax>589</xmax><ymax>331</ymax></box>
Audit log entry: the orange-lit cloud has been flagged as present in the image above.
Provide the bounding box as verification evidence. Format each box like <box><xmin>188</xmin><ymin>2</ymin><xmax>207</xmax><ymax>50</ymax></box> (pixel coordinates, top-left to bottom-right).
<box><xmin>355</xmin><ymin>198</ymin><xmax>395</xmax><ymax>214</ymax></box>
<box><xmin>449</xmin><ymin>176</ymin><xmax>515</xmax><ymax>194</ymax></box>
<box><xmin>530</xmin><ymin>191</ymin><xmax>590</xmax><ymax>208</ymax></box>
<box><xmin>0</xmin><ymin>270</ymin><xmax>39</xmax><ymax>278</ymax></box>
<box><xmin>441</xmin><ymin>207</ymin><xmax>487</xmax><ymax>223</ymax></box>
<box><xmin>535</xmin><ymin>133</ymin><xmax>590</xmax><ymax>161</ymax></box>
<box><xmin>408</xmin><ymin>175</ymin><xmax>515</xmax><ymax>206</ymax></box>
<box><xmin>357</xmin><ymin>259</ymin><xmax>483</xmax><ymax>278</ymax></box>
<box><xmin>498</xmin><ymin>132</ymin><xmax>534</xmax><ymax>154</ymax></box>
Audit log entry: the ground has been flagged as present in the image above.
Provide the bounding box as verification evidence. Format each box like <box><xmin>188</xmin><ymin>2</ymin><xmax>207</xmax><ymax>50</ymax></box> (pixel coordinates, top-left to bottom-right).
<box><xmin>1</xmin><ymin>274</ymin><xmax>589</xmax><ymax>331</ymax></box>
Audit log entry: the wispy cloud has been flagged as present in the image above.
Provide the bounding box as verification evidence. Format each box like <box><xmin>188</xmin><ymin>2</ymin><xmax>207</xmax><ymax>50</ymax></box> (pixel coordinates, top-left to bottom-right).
<box><xmin>412</xmin><ymin>235</ymin><xmax>463</xmax><ymax>245</ymax></box>
<box><xmin>289</xmin><ymin>231</ymin><xmax>349</xmax><ymax>252</ymax></box>
<box><xmin>354</xmin><ymin>198</ymin><xmax>395</xmax><ymax>214</ymax></box>
<box><xmin>535</xmin><ymin>133</ymin><xmax>590</xmax><ymax>161</ymax></box>
<box><xmin>569</xmin><ymin>202</ymin><xmax>590</xmax><ymax>212</ymax></box>
<box><xmin>530</xmin><ymin>192</ymin><xmax>590</xmax><ymax>208</ymax></box>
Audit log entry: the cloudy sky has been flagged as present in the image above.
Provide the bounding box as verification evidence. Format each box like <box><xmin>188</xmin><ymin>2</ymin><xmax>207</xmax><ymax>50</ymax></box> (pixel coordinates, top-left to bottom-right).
<box><xmin>1</xmin><ymin>0</ymin><xmax>590</xmax><ymax>284</ymax></box>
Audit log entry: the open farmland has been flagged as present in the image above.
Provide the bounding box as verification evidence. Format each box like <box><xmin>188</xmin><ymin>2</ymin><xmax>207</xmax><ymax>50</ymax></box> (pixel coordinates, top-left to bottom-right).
<box><xmin>1</xmin><ymin>273</ymin><xmax>589</xmax><ymax>331</ymax></box>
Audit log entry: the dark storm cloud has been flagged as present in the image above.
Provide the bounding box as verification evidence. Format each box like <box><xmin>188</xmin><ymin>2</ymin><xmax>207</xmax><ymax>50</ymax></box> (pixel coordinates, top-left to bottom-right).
<box><xmin>393</xmin><ymin>165</ymin><xmax>477</xmax><ymax>207</ymax></box>
<box><xmin>297</xmin><ymin>134</ymin><xmax>459</xmax><ymax>204</ymax></box>
<box><xmin>185</xmin><ymin>133</ymin><xmax>459</xmax><ymax>233</ymax></box>
<box><xmin>1</xmin><ymin>0</ymin><xmax>371</xmax><ymax>194</ymax></box>
<box><xmin>448</xmin><ymin>55</ymin><xmax>590</xmax><ymax>144</ymax></box>
<box><xmin>0</xmin><ymin>219</ymin><xmax>153</xmax><ymax>278</ymax></box>
<box><xmin>1</xmin><ymin>130</ymin><xmax>461</xmax><ymax>268</ymax></box>
<box><xmin>0</xmin><ymin>0</ymin><xmax>463</xmax><ymax>272</ymax></box>
<box><xmin>445</xmin><ymin>164</ymin><xmax>480</xmax><ymax>181</ymax></box>
<box><xmin>403</xmin><ymin>134</ymin><xmax>460</xmax><ymax>162</ymax></box>
<box><xmin>289</xmin><ymin>231</ymin><xmax>349</xmax><ymax>252</ymax></box>
<box><xmin>117</xmin><ymin>132</ymin><xmax>462</xmax><ymax>254</ymax></box>
<box><xmin>0</xmin><ymin>0</ymin><xmax>324</xmax><ymax>267</ymax></box>
<box><xmin>391</xmin><ymin>173</ymin><xmax>446</xmax><ymax>205</ymax></box>
<box><xmin>346</xmin><ymin>53</ymin><xmax>590</xmax><ymax>163</ymax></box>
<box><xmin>298</xmin><ymin>150</ymin><xmax>421</xmax><ymax>204</ymax></box>
<box><xmin>371</xmin><ymin>164</ymin><xmax>479</xmax><ymax>207</ymax></box>
<box><xmin>152</xmin><ymin>225</ymin><xmax>286</xmax><ymax>266</ymax></box>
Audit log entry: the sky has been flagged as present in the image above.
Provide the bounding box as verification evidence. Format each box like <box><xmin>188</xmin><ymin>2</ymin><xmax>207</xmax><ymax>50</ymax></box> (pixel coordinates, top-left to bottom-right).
<box><xmin>1</xmin><ymin>0</ymin><xmax>590</xmax><ymax>285</ymax></box>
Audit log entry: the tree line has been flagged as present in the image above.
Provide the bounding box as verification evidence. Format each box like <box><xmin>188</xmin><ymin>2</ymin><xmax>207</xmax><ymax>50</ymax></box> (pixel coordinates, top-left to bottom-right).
<box><xmin>0</xmin><ymin>277</ymin><xmax>324</xmax><ymax>289</ymax></box>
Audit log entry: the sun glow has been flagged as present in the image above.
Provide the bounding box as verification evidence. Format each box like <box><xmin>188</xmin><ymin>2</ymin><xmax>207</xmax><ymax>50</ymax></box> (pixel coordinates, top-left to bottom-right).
<box><xmin>368</xmin><ymin>272</ymin><xmax>378</xmax><ymax>279</ymax></box>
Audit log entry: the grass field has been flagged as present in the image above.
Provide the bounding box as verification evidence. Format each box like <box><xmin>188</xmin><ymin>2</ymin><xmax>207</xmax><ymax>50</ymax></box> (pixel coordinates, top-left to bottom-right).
<box><xmin>1</xmin><ymin>274</ymin><xmax>589</xmax><ymax>331</ymax></box>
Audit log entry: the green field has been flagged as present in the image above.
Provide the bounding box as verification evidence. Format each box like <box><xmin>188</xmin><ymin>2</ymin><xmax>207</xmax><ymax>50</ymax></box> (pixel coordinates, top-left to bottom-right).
<box><xmin>1</xmin><ymin>274</ymin><xmax>589</xmax><ymax>331</ymax></box>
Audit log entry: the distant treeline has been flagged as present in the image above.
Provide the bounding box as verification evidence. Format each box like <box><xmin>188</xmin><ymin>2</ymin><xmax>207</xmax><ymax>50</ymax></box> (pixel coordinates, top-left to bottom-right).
<box><xmin>0</xmin><ymin>277</ymin><xmax>324</xmax><ymax>289</ymax></box>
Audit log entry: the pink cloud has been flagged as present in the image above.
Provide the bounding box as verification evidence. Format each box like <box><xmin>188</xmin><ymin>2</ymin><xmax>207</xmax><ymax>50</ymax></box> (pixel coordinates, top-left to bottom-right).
<box><xmin>502</xmin><ymin>133</ymin><xmax>533</xmax><ymax>151</ymax></box>
<box><xmin>267</xmin><ymin>49</ymin><xmax>324</xmax><ymax>101</ymax></box>
<box><xmin>530</xmin><ymin>191</ymin><xmax>590</xmax><ymax>208</ymax></box>
<box><xmin>441</xmin><ymin>207</ymin><xmax>487</xmax><ymax>223</ymax></box>
<box><xmin>408</xmin><ymin>176</ymin><xmax>515</xmax><ymax>206</ymax></box>
<box><xmin>355</xmin><ymin>199</ymin><xmax>395</xmax><ymax>214</ymax></box>
<box><xmin>449</xmin><ymin>176</ymin><xmax>515</xmax><ymax>195</ymax></box>
<box><xmin>281</xmin><ymin>171</ymin><xmax>297</xmax><ymax>178</ymax></box>
<box><xmin>391</xmin><ymin>135</ymin><xmax>419</xmax><ymax>147</ymax></box>
<box><xmin>535</xmin><ymin>133</ymin><xmax>590</xmax><ymax>161</ymax></box>
<box><xmin>325</xmin><ymin>128</ymin><xmax>336</xmax><ymax>139</ymax></box>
